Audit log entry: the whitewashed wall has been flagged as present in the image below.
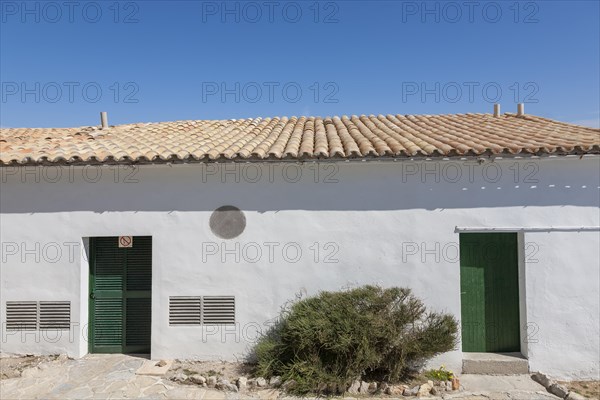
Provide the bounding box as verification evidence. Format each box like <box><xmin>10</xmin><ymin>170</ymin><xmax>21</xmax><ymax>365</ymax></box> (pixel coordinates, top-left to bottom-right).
<box><xmin>0</xmin><ymin>156</ymin><xmax>598</xmax><ymax>380</ymax></box>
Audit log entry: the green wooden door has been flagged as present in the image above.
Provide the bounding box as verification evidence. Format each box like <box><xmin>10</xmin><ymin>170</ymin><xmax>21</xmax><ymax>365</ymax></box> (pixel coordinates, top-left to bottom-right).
<box><xmin>460</xmin><ymin>233</ymin><xmax>520</xmax><ymax>352</ymax></box>
<box><xmin>89</xmin><ymin>237</ymin><xmax>152</xmax><ymax>354</ymax></box>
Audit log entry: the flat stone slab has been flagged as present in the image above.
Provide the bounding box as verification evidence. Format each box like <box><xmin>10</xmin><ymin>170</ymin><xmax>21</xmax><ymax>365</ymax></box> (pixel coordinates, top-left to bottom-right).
<box><xmin>463</xmin><ymin>353</ymin><xmax>529</xmax><ymax>375</ymax></box>
<box><xmin>136</xmin><ymin>359</ymin><xmax>173</xmax><ymax>376</ymax></box>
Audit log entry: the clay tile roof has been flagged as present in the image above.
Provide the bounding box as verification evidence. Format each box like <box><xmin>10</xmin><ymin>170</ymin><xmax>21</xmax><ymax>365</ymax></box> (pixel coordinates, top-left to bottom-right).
<box><xmin>1</xmin><ymin>113</ymin><xmax>598</xmax><ymax>165</ymax></box>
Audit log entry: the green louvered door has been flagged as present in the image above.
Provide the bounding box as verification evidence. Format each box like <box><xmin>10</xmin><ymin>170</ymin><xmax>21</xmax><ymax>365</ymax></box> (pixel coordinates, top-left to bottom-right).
<box><xmin>460</xmin><ymin>233</ymin><xmax>520</xmax><ymax>352</ymax></box>
<box><xmin>89</xmin><ymin>237</ymin><xmax>152</xmax><ymax>354</ymax></box>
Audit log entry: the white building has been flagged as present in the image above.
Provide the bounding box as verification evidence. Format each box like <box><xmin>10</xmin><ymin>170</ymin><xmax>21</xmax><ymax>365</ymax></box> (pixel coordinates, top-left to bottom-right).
<box><xmin>1</xmin><ymin>111</ymin><xmax>598</xmax><ymax>380</ymax></box>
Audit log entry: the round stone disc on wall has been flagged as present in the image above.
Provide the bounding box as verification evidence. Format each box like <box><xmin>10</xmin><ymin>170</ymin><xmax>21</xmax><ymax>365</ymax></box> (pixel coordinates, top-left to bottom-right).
<box><xmin>209</xmin><ymin>206</ymin><xmax>246</xmax><ymax>239</ymax></box>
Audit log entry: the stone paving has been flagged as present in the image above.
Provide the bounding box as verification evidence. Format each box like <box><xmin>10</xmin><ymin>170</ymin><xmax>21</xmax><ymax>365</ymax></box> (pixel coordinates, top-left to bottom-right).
<box><xmin>0</xmin><ymin>354</ymin><xmax>559</xmax><ymax>400</ymax></box>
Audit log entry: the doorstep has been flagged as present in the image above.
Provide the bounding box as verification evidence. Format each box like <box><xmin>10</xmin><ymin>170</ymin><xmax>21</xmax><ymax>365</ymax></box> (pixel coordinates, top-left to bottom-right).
<box><xmin>462</xmin><ymin>352</ymin><xmax>529</xmax><ymax>375</ymax></box>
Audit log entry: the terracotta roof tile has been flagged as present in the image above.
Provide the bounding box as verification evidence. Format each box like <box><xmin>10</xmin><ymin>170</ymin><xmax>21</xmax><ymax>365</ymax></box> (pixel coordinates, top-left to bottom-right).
<box><xmin>1</xmin><ymin>113</ymin><xmax>598</xmax><ymax>165</ymax></box>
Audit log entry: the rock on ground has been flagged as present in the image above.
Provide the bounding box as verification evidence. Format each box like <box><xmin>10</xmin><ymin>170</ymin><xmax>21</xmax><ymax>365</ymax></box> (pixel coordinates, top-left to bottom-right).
<box><xmin>256</xmin><ymin>377</ymin><xmax>267</xmax><ymax>387</ymax></box>
<box><xmin>237</xmin><ymin>376</ymin><xmax>247</xmax><ymax>391</ymax></box>
<box><xmin>548</xmin><ymin>383</ymin><xmax>569</xmax><ymax>398</ymax></box>
<box><xmin>347</xmin><ymin>379</ymin><xmax>360</xmax><ymax>394</ymax></box>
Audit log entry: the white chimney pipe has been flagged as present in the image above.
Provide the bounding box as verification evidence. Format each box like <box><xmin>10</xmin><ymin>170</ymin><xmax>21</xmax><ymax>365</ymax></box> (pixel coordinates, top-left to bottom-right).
<box><xmin>100</xmin><ymin>112</ymin><xmax>108</xmax><ymax>129</ymax></box>
<box><xmin>493</xmin><ymin>104</ymin><xmax>501</xmax><ymax>117</ymax></box>
<box><xmin>517</xmin><ymin>103</ymin><xmax>525</xmax><ymax>116</ymax></box>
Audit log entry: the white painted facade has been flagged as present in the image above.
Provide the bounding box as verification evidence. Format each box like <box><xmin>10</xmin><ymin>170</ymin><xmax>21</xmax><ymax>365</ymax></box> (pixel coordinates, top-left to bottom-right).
<box><xmin>0</xmin><ymin>155</ymin><xmax>598</xmax><ymax>380</ymax></box>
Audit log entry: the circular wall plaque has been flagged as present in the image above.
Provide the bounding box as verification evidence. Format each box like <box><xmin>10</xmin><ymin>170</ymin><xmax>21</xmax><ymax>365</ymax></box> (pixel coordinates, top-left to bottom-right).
<box><xmin>209</xmin><ymin>206</ymin><xmax>246</xmax><ymax>239</ymax></box>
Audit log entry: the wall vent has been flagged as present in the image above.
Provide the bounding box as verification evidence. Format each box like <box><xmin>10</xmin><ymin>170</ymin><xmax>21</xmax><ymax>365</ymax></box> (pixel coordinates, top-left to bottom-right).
<box><xmin>39</xmin><ymin>301</ymin><xmax>71</xmax><ymax>330</ymax></box>
<box><xmin>202</xmin><ymin>296</ymin><xmax>235</xmax><ymax>325</ymax></box>
<box><xmin>6</xmin><ymin>301</ymin><xmax>38</xmax><ymax>331</ymax></box>
<box><xmin>169</xmin><ymin>296</ymin><xmax>201</xmax><ymax>326</ymax></box>
<box><xmin>5</xmin><ymin>301</ymin><xmax>71</xmax><ymax>330</ymax></box>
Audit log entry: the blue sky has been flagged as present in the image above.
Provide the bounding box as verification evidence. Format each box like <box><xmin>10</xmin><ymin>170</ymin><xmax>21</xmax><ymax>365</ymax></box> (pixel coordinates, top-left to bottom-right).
<box><xmin>1</xmin><ymin>0</ymin><xmax>599</xmax><ymax>128</ymax></box>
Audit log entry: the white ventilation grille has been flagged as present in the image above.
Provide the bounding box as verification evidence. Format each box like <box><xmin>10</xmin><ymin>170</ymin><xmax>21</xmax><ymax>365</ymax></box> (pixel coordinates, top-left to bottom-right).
<box><xmin>169</xmin><ymin>297</ymin><xmax>201</xmax><ymax>326</ymax></box>
<box><xmin>39</xmin><ymin>301</ymin><xmax>71</xmax><ymax>330</ymax></box>
<box><xmin>202</xmin><ymin>296</ymin><xmax>235</xmax><ymax>325</ymax></box>
<box><xmin>6</xmin><ymin>301</ymin><xmax>38</xmax><ymax>331</ymax></box>
<box><xmin>5</xmin><ymin>301</ymin><xmax>70</xmax><ymax>330</ymax></box>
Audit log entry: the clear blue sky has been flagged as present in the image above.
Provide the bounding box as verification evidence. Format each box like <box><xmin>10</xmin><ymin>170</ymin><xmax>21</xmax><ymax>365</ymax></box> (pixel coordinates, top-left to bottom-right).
<box><xmin>1</xmin><ymin>0</ymin><xmax>598</xmax><ymax>128</ymax></box>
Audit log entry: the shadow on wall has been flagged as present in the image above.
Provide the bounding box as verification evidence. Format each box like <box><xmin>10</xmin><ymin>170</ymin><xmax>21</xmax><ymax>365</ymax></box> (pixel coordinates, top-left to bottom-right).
<box><xmin>0</xmin><ymin>159</ymin><xmax>599</xmax><ymax>213</ymax></box>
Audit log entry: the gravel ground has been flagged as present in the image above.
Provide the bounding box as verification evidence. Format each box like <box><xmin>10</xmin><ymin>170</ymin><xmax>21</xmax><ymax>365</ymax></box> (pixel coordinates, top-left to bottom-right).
<box><xmin>558</xmin><ymin>380</ymin><xmax>600</xmax><ymax>399</ymax></box>
<box><xmin>0</xmin><ymin>354</ymin><xmax>63</xmax><ymax>380</ymax></box>
<box><xmin>167</xmin><ymin>359</ymin><xmax>254</xmax><ymax>383</ymax></box>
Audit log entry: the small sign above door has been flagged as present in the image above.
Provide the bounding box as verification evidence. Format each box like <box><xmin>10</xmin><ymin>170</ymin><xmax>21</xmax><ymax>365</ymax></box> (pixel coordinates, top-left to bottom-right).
<box><xmin>118</xmin><ymin>236</ymin><xmax>133</xmax><ymax>248</ymax></box>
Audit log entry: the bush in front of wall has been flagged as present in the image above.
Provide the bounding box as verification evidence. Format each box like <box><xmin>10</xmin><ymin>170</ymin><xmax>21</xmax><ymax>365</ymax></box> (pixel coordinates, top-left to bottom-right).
<box><xmin>252</xmin><ymin>285</ymin><xmax>458</xmax><ymax>395</ymax></box>
<box><xmin>425</xmin><ymin>365</ymin><xmax>455</xmax><ymax>382</ymax></box>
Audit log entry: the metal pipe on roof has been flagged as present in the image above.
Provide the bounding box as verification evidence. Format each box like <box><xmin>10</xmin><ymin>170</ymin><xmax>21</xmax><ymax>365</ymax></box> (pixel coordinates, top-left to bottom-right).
<box><xmin>494</xmin><ymin>104</ymin><xmax>501</xmax><ymax>117</ymax></box>
<box><xmin>517</xmin><ymin>103</ymin><xmax>525</xmax><ymax>116</ymax></box>
<box><xmin>100</xmin><ymin>112</ymin><xmax>108</xmax><ymax>129</ymax></box>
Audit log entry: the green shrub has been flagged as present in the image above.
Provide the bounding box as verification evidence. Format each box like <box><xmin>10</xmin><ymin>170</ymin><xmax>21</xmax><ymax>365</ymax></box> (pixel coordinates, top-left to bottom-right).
<box><xmin>425</xmin><ymin>365</ymin><xmax>454</xmax><ymax>381</ymax></box>
<box><xmin>252</xmin><ymin>285</ymin><xmax>458</xmax><ymax>395</ymax></box>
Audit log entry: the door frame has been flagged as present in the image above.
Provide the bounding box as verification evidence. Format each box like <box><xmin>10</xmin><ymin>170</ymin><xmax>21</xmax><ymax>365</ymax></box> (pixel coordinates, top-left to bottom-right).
<box><xmin>459</xmin><ymin>231</ymin><xmax>525</xmax><ymax>354</ymax></box>
<box><xmin>88</xmin><ymin>236</ymin><xmax>153</xmax><ymax>354</ymax></box>
<box><xmin>516</xmin><ymin>232</ymin><xmax>529</xmax><ymax>358</ymax></box>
